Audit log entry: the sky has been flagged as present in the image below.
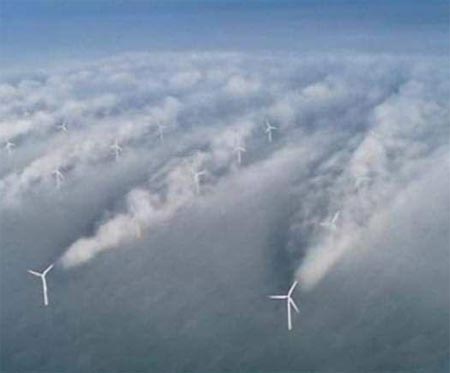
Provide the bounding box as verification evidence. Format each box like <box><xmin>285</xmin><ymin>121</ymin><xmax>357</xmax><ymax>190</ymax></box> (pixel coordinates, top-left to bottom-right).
<box><xmin>1</xmin><ymin>0</ymin><xmax>449</xmax><ymax>69</ymax></box>
<box><xmin>0</xmin><ymin>1</ymin><xmax>449</xmax><ymax>373</ymax></box>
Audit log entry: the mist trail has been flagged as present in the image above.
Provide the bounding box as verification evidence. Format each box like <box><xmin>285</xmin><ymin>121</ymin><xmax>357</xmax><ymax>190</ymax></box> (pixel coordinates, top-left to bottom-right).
<box><xmin>1</xmin><ymin>52</ymin><xmax>447</xmax><ymax>283</ymax></box>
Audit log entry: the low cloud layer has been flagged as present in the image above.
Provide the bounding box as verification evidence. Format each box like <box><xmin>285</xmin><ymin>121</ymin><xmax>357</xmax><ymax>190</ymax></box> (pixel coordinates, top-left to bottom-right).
<box><xmin>1</xmin><ymin>51</ymin><xmax>449</xmax><ymax>372</ymax></box>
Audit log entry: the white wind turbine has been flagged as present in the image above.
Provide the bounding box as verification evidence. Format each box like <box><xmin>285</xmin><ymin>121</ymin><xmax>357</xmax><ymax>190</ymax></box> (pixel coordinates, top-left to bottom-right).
<box><xmin>369</xmin><ymin>130</ymin><xmax>384</xmax><ymax>142</ymax></box>
<box><xmin>4</xmin><ymin>140</ymin><xmax>15</xmax><ymax>156</ymax></box>
<box><xmin>320</xmin><ymin>211</ymin><xmax>340</xmax><ymax>231</ymax></box>
<box><xmin>134</xmin><ymin>218</ymin><xmax>143</xmax><ymax>239</ymax></box>
<box><xmin>192</xmin><ymin>169</ymin><xmax>206</xmax><ymax>195</ymax></box>
<box><xmin>52</xmin><ymin>168</ymin><xmax>65</xmax><ymax>189</ymax></box>
<box><xmin>27</xmin><ymin>263</ymin><xmax>55</xmax><ymax>306</ymax></box>
<box><xmin>57</xmin><ymin>121</ymin><xmax>68</xmax><ymax>133</ymax></box>
<box><xmin>111</xmin><ymin>139</ymin><xmax>123</xmax><ymax>161</ymax></box>
<box><xmin>233</xmin><ymin>135</ymin><xmax>246</xmax><ymax>165</ymax></box>
<box><xmin>265</xmin><ymin>120</ymin><xmax>277</xmax><ymax>143</ymax></box>
<box><xmin>269</xmin><ymin>281</ymin><xmax>300</xmax><ymax>331</ymax></box>
<box><xmin>354</xmin><ymin>175</ymin><xmax>371</xmax><ymax>189</ymax></box>
<box><xmin>156</xmin><ymin>123</ymin><xmax>167</xmax><ymax>144</ymax></box>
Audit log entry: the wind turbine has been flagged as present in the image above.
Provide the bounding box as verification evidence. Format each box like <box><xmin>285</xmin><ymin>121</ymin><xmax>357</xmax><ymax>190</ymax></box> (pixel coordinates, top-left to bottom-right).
<box><xmin>4</xmin><ymin>140</ymin><xmax>15</xmax><ymax>156</ymax></box>
<box><xmin>111</xmin><ymin>139</ymin><xmax>123</xmax><ymax>161</ymax></box>
<box><xmin>134</xmin><ymin>219</ymin><xmax>143</xmax><ymax>239</ymax></box>
<box><xmin>320</xmin><ymin>211</ymin><xmax>340</xmax><ymax>231</ymax></box>
<box><xmin>265</xmin><ymin>120</ymin><xmax>277</xmax><ymax>143</ymax></box>
<box><xmin>354</xmin><ymin>175</ymin><xmax>371</xmax><ymax>189</ymax></box>
<box><xmin>57</xmin><ymin>121</ymin><xmax>68</xmax><ymax>133</ymax></box>
<box><xmin>369</xmin><ymin>130</ymin><xmax>384</xmax><ymax>141</ymax></box>
<box><xmin>27</xmin><ymin>263</ymin><xmax>55</xmax><ymax>306</ymax></box>
<box><xmin>52</xmin><ymin>168</ymin><xmax>64</xmax><ymax>189</ymax></box>
<box><xmin>192</xmin><ymin>169</ymin><xmax>206</xmax><ymax>195</ymax></box>
<box><xmin>156</xmin><ymin>123</ymin><xmax>167</xmax><ymax>144</ymax></box>
<box><xmin>233</xmin><ymin>134</ymin><xmax>247</xmax><ymax>164</ymax></box>
<box><xmin>234</xmin><ymin>144</ymin><xmax>246</xmax><ymax>165</ymax></box>
<box><xmin>269</xmin><ymin>281</ymin><xmax>300</xmax><ymax>331</ymax></box>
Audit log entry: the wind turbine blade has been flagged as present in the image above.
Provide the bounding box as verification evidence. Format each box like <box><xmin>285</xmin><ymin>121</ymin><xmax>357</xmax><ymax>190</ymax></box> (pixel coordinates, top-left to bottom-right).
<box><xmin>269</xmin><ymin>295</ymin><xmax>287</xmax><ymax>299</ymax></box>
<box><xmin>290</xmin><ymin>298</ymin><xmax>300</xmax><ymax>313</ymax></box>
<box><xmin>28</xmin><ymin>270</ymin><xmax>41</xmax><ymax>277</ymax></box>
<box><xmin>44</xmin><ymin>263</ymin><xmax>54</xmax><ymax>274</ymax></box>
<box><xmin>288</xmin><ymin>281</ymin><xmax>298</xmax><ymax>296</ymax></box>
<box><xmin>332</xmin><ymin>212</ymin><xmax>340</xmax><ymax>224</ymax></box>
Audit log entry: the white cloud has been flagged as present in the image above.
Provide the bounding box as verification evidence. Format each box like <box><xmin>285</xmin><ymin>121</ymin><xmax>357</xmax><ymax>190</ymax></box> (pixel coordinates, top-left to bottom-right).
<box><xmin>0</xmin><ymin>52</ymin><xmax>447</xmax><ymax>284</ymax></box>
<box><xmin>223</xmin><ymin>74</ymin><xmax>261</xmax><ymax>97</ymax></box>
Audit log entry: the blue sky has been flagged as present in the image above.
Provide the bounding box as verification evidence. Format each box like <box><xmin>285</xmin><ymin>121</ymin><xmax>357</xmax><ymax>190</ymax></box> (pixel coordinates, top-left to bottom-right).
<box><xmin>1</xmin><ymin>0</ymin><xmax>448</xmax><ymax>69</ymax></box>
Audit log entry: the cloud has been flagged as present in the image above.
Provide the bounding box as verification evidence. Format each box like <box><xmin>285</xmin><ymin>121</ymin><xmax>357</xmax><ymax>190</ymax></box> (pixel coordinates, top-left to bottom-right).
<box><xmin>1</xmin><ymin>51</ymin><xmax>447</xmax><ymax>270</ymax></box>
<box><xmin>1</xmin><ymin>51</ymin><xmax>448</xmax><ymax>372</ymax></box>
<box><xmin>223</xmin><ymin>74</ymin><xmax>261</xmax><ymax>97</ymax></box>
